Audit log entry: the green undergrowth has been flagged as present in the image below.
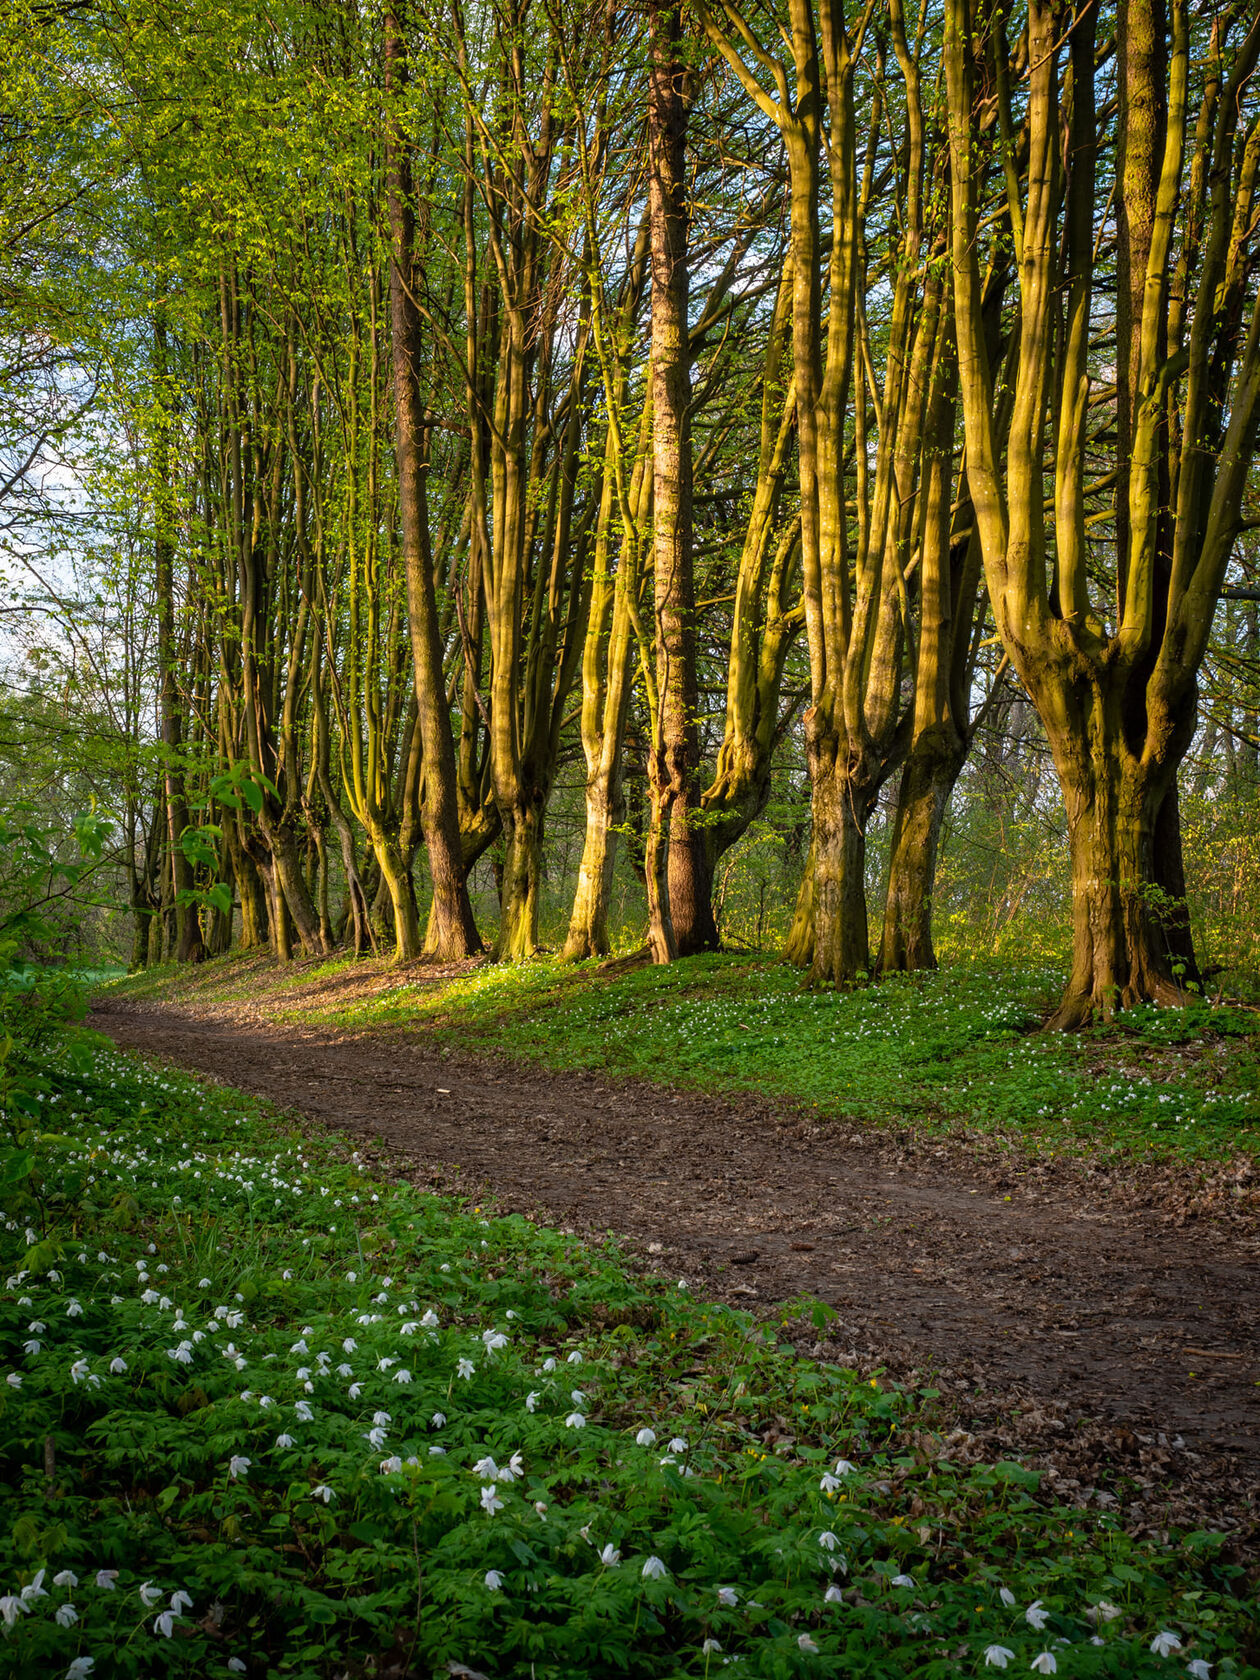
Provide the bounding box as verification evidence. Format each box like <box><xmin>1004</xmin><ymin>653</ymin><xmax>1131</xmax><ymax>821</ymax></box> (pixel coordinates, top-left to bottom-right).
<box><xmin>108</xmin><ymin>954</ymin><xmax>1260</xmax><ymax>1164</ymax></box>
<box><xmin>2</xmin><ymin>1033</ymin><xmax>1257</xmax><ymax>1679</ymax></box>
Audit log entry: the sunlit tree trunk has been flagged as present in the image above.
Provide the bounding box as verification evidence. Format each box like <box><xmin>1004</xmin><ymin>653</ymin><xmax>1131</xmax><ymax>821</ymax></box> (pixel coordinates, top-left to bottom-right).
<box><xmin>646</xmin><ymin>0</ymin><xmax>716</xmax><ymax>962</ymax></box>
<box><xmin>699</xmin><ymin>257</ymin><xmax>803</xmax><ymax>883</ymax></box>
<box><xmin>385</xmin><ymin>3</ymin><xmax>481</xmax><ymax>962</ymax></box>
<box><xmin>153</xmin><ymin>315</ymin><xmax>205</xmax><ymax>965</ymax></box>
<box><xmin>943</xmin><ymin>0</ymin><xmax>1260</xmax><ymax>1023</ymax></box>
<box><xmin>565</xmin><ymin>404</ymin><xmax>651</xmax><ymax>959</ymax></box>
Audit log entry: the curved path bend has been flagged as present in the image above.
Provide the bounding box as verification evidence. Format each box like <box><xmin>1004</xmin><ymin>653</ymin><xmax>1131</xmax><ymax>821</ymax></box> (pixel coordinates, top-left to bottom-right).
<box><xmin>90</xmin><ymin>999</ymin><xmax>1259</xmax><ymax>1533</ymax></box>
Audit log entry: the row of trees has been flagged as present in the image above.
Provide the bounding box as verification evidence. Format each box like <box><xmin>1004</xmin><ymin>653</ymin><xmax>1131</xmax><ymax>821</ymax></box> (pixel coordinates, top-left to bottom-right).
<box><xmin>7</xmin><ymin>0</ymin><xmax>1260</xmax><ymax>1023</ymax></box>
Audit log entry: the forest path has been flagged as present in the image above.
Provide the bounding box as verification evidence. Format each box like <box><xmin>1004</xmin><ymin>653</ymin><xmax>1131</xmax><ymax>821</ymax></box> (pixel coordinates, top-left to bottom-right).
<box><xmin>90</xmin><ymin>997</ymin><xmax>1259</xmax><ymax>1533</ymax></box>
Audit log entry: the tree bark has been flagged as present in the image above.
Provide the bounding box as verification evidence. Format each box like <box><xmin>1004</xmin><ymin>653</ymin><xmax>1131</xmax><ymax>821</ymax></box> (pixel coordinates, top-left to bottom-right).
<box><xmin>647</xmin><ymin>0</ymin><xmax>717</xmax><ymax>962</ymax></box>
<box><xmin>879</xmin><ymin>729</ymin><xmax>966</xmax><ymax>971</ymax></box>
<box><xmin>1049</xmin><ymin>721</ymin><xmax>1188</xmax><ymax>1027</ymax></box>
<box><xmin>153</xmin><ymin>315</ymin><xmax>205</xmax><ymax>966</ymax></box>
<box><xmin>808</xmin><ymin>757</ymin><xmax>875</xmax><ymax>982</ymax></box>
<box><xmin>497</xmin><ymin>802</ymin><xmax>544</xmax><ymax>962</ymax></box>
<box><xmin>227</xmin><ymin>822</ymin><xmax>268</xmax><ymax>950</ymax></box>
<box><xmin>784</xmin><ymin>841</ymin><xmax>816</xmax><ymax>968</ymax></box>
<box><xmin>564</xmin><ymin>462</ymin><xmax>643</xmax><ymax>960</ymax></box>
<box><xmin>372</xmin><ymin>825</ymin><xmax>422</xmax><ymax>961</ymax></box>
<box><xmin>385</xmin><ymin>3</ymin><xmax>481</xmax><ymax>962</ymax></box>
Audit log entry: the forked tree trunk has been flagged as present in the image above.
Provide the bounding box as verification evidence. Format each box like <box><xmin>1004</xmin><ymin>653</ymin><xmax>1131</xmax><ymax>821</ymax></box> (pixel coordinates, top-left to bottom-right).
<box><xmin>1048</xmin><ymin>726</ymin><xmax>1189</xmax><ymax>1028</ymax></box>
<box><xmin>879</xmin><ymin>727</ymin><xmax>967</xmax><ymax>972</ymax></box>
<box><xmin>565</xmin><ymin>388</ymin><xmax>651</xmax><ymax>962</ymax></box>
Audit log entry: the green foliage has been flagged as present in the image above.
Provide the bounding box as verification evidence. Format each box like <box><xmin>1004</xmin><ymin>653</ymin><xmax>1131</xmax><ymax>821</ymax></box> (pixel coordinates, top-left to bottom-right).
<box><xmin>1</xmin><ymin>1027</ymin><xmax>1256</xmax><ymax>1677</ymax></box>
<box><xmin>0</xmin><ymin>807</ymin><xmax>109</xmax><ymax>960</ymax></box>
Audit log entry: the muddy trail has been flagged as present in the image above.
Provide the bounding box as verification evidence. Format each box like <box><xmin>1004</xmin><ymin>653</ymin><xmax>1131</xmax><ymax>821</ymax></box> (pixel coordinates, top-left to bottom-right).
<box><xmin>91</xmin><ymin>997</ymin><xmax>1259</xmax><ymax>1540</ymax></box>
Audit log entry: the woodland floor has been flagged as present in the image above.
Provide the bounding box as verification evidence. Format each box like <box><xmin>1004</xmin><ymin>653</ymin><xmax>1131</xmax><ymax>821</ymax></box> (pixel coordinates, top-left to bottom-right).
<box><xmin>89</xmin><ymin>988</ymin><xmax>1260</xmax><ymax>1545</ymax></box>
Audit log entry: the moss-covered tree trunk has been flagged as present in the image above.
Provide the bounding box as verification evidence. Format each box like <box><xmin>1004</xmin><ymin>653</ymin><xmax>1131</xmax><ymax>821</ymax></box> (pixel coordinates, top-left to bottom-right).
<box><xmin>805</xmin><ymin>741</ymin><xmax>875</xmax><ymax>984</ymax></box>
<box><xmin>879</xmin><ymin>729</ymin><xmax>966</xmax><ymax>972</ymax></box>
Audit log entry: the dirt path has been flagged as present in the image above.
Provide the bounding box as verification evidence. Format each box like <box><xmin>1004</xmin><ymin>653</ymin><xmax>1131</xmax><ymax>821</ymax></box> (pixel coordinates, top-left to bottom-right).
<box><xmin>91</xmin><ymin>998</ymin><xmax>1259</xmax><ymax>1535</ymax></box>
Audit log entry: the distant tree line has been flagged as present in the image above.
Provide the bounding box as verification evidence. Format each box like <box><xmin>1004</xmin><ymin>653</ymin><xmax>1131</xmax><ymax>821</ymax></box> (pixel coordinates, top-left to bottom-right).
<box><xmin>4</xmin><ymin>0</ymin><xmax>1260</xmax><ymax>1023</ymax></box>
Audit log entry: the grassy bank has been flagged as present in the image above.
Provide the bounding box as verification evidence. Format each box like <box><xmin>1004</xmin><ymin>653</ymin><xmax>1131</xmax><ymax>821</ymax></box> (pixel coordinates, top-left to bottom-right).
<box><xmin>1</xmin><ymin>1029</ymin><xmax>1257</xmax><ymax>1678</ymax></box>
<box><xmin>107</xmin><ymin>953</ymin><xmax>1260</xmax><ymax>1164</ymax></box>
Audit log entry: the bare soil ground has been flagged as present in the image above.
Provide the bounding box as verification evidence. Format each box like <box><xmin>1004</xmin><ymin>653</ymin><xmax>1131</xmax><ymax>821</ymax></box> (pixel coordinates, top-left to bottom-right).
<box><xmin>90</xmin><ymin>993</ymin><xmax>1259</xmax><ymax>1546</ymax></box>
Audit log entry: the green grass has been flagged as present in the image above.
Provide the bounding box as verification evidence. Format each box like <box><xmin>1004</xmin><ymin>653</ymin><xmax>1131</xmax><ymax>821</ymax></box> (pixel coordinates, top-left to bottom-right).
<box><xmin>109</xmin><ymin>953</ymin><xmax>1260</xmax><ymax>1163</ymax></box>
<box><xmin>2</xmin><ymin>1024</ymin><xmax>1257</xmax><ymax>1678</ymax></box>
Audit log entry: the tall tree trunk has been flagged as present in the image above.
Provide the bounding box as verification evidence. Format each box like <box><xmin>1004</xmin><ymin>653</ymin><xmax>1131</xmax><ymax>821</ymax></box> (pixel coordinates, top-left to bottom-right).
<box><xmin>385</xmin><ymin>3</ymin><xmax>481</xmax><ymax>962</ymax></box>
<box><xmin>647</xmin><ymin>0</ymin><xmax>717</xmax><ymax>962</ymax></box>
<box><xmin>153</xmin><ymin>316</ymin><xmax>205</xmax><ymax>966</ymax></box>
<box><xmin>565</xmin><ymin>480</ymin><xmax>635</xmax><ymax>961</ymax></box>
<box><xmin>311</xmin><ymin>820</ymin><xmax>334</xmax><ymax>952</ymax></box>
<box><xmin>878</xmin><ymin>297</ymin><xmax>977</xmax><ymax>974</ymax></box>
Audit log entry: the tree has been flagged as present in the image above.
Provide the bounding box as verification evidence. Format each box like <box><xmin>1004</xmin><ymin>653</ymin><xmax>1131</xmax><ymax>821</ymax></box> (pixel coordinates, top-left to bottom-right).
<box><xmin>944</xmin><ymin>0</ymin><xmax>1260</xmax><ymax>1023</ymax></box>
